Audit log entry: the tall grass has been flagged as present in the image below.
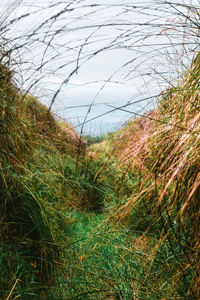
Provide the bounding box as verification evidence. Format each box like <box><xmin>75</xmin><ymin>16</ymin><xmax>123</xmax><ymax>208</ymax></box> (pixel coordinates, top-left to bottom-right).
<box><xmin>0</xmin><ymin>1</ymin><xmax>199</xmax><ymax>299</ymax></box>
<box><xmin>106</xmin><ymin>51</ymin><xmax>200</xmax><ymax>298</ymax></box>
<box><xmin>0</xmin><ymin>59</ymin><xmax>121</xmax><ymax>298</ymax></box>
<box><xmin>0</xmin><ymin>59</ymin><xmax>86</xmax><ymax>298</ymax></box>
<box><xmin>1</xmin><ymin>52</ymin><xmax>199</xmax><ymax>298</ymax></box>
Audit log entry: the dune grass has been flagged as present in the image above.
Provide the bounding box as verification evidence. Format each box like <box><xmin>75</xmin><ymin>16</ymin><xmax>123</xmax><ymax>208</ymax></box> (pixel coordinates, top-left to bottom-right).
<box><xmin>102</xmin><ymin>51</ymin><xmax>200</xmax><ymax>298</ymax></box>
<box><xmin>0</xmin><ymin>49</ymin><xmax>200</xmax><ymax>299</ymax></box>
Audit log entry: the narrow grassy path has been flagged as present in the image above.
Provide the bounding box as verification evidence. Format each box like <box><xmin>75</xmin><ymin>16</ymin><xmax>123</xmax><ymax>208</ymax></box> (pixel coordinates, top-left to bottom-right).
<box><xmin>56</xmin><ymin>210</ymin><xmax>157</xmax><ymax>299</ymax></box>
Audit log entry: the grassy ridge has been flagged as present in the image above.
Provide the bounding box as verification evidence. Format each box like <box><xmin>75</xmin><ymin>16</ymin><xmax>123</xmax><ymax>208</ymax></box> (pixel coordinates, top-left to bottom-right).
<box><xmin>98</xmin><ymin>52</ymin><xmax>200</xmax><ymax>298</ymax></box>
<box><xmin>0</xmin><ymin>62</ymin><xmax>84</xmax><ymax>298</ymax></box>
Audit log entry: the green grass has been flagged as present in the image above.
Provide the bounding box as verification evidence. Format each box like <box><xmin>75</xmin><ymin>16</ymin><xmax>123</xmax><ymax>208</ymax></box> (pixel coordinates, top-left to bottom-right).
<box><xmin>52</xmin><ymin>210</ymin><xmax>147</xmax><ymax>299</ymax></box>
<box><xmin>1</xmin><ymin>52</ymin><xmax>200</xmax><ymax>298</ymax></box>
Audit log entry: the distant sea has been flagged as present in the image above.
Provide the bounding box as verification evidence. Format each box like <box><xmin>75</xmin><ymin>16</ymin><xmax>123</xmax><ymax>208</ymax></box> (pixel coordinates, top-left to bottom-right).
<box><xmin>52</xmin><ymin>96</ymin><xmax>156</xmax><ymax>136</ymax></box>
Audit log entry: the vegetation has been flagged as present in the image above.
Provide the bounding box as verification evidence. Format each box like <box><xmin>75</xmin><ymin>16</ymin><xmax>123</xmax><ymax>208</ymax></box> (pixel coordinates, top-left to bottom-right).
<box><xmin>0</xmin><ymin>50</ymin><xmax>199</xmax><ymax>299</ymax></box>
<box><xmin>101</xmin><ymin>53</ymin><xmax>200</xmax><ymax>298</ymax></box>
<box><xmin>0</xmin><ymin>1</ymin><xmax>200</xmax><ymax>299</ymax></box>
<box><xmin>83</xmin><ymin>135</ymin><xmax>105</xmax><ymax>147</ymax></box>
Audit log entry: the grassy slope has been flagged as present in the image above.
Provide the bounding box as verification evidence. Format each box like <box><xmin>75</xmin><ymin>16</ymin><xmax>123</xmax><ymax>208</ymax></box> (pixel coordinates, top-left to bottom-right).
<box><xmin>0</xmin><ymin>63</ymin><xmax>84</xmax><ymax>298</ymax></box>
<box><xmin>92</xmin><ymin>52</ymin><xmax>200</xmax><ymax>298</ymax></box>
<box><xmin>0</xmin><ymin>53</ymin><xmax>199</xmax><ymax>299</ymax></box>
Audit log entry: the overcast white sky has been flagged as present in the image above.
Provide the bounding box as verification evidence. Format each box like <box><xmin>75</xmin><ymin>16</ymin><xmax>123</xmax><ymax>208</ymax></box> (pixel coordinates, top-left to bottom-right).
<box><xmin>0</xmin><ymin>0</ymin><xmax>199</xmax><ymax>134</ymax></box>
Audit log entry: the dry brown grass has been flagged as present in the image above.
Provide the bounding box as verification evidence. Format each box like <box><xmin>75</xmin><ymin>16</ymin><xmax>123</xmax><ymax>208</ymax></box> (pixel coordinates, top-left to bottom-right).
<box><xmin>107</xmin><ymin>52</ymin><xmax>200</xmax><ymax>297</ymax></box>
<box><xmin>24</xmin><ymin>94</ymin><xmax>85</xmax><ymax>154</ymax></box>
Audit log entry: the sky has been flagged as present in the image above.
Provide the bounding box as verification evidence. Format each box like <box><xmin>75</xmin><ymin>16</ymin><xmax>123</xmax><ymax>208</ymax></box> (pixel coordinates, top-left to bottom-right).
<box><xmin>0</xmin><ymin>0</ymin><xmax>199</xmax><ymax>135</ymax></box>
